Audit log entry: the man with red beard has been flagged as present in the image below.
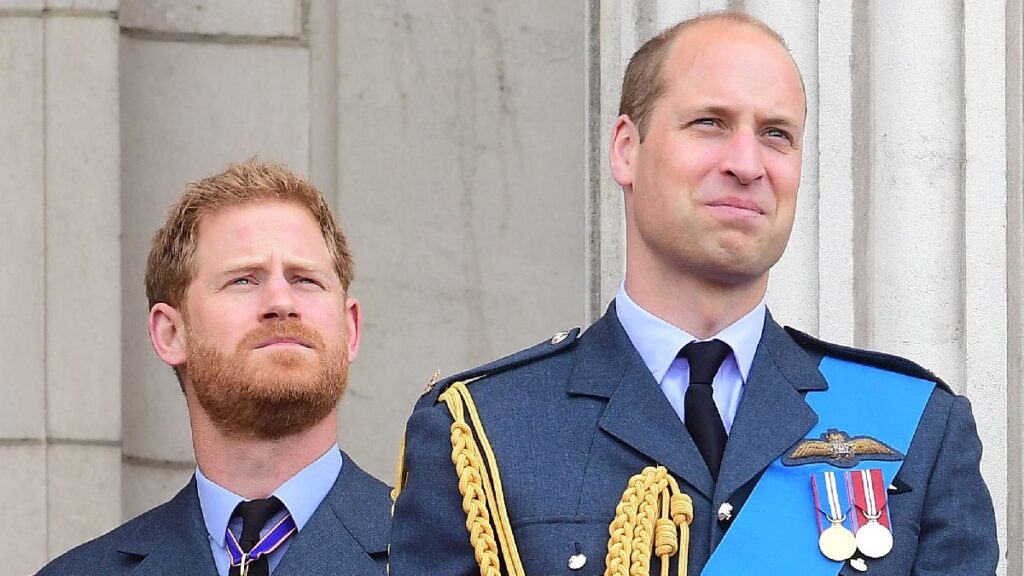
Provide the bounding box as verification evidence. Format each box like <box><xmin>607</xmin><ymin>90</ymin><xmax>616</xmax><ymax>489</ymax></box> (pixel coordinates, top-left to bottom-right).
<box><xmin>38</xmin><ymin>161</ymin><xmax>390</xmax><ymax>575</ymax></box>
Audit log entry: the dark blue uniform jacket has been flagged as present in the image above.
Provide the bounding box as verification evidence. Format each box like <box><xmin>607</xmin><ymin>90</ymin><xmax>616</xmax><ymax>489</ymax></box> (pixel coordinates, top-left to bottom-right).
<box><xmin>37</xmin><ymin>451</ymin><xmax>390</xmax><ymax>575</ymax></box>
<box><xmin>390</xmin><ymin>305</ymin><xmax>997</xmax><ymax>575</ymax></box>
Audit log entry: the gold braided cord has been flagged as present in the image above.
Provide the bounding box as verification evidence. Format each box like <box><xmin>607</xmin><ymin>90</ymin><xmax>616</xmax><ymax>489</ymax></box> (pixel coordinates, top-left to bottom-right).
<box><xmin>605</xmin><ymin>466</ymin><xmax>694</xmax><ymax>576</ymax></box>
<box><xmin>440</xmin><ymin>380</ymin><xmax>526</xmax><ymax>576</ymax></box>
<box><xmin>448</xmin><ymin>382</ymin><xmax>526</xmax><ymax>575</ymax></box>
<box><xmin>391</xmin><ymin>435</ymin><xmax>407</xmax><ymax>504</ymax></box>
<box><xmin>441</xmin><ymin>386</ymin><xmax>501</xmax><ymax>576</ymax></box>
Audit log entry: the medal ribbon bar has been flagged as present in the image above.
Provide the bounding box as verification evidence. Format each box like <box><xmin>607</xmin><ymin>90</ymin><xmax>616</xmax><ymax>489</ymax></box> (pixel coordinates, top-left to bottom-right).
<box><xmin>812</xmin><ymin>471</ymin><xmax>854</xmax><ymax>534</ymax></box>
<box><xmin>850</xmin><ymin>469</ymin><xmax>891</xmax><ymax>529</ymax></box>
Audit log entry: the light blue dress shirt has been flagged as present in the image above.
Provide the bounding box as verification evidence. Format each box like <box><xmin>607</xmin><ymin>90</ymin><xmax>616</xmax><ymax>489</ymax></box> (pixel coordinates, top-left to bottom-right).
<box><xmin>196</xmin><ymin>444</ymin><xmax>343</xmax><ymax>575</ymax></box>
<box><xmin>615</xmin><ymin>286</ymin><xmax>765</xmax><ymax>433</ymax></box>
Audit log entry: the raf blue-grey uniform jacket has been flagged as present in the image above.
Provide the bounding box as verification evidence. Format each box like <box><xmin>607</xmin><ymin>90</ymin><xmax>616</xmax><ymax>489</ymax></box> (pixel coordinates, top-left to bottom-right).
<box><xmin>36</xmin><ymin>451</ymin><xmax>390</xmax><ymax>576</ymax></box>
<box><xmin>389</xmin><ymin>305</ymin><xmax>997</xmax><ymax>575</ymax></box>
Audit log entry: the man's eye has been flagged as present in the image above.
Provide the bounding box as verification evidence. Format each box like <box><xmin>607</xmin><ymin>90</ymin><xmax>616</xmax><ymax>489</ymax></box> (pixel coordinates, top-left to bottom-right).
<box><xmin>694</xmin><ymin>118</ymin><xmax>719</xmax><ymax>127</ymax></box>
<box><xmin>229</xmin><ymin>277</ymin><xmax>253</xmax><ymax>286</ymax></box>
<box><xmin>765</xmin><ymin>128</ymin><xmax>792</xmax><ymax>142</ymax></box>
<box><xmin>296</xmin><ymin>277</ymin><xmax>323</xmax><ymax>287</ymax></box>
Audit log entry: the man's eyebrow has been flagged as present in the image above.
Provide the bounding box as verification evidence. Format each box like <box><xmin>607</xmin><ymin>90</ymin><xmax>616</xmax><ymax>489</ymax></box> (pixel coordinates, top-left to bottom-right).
<box><xmin>690</xmin><ymin>105</ymin><xmax>732</xmax><ymax>117</ymax></box>
<box><xmin>761</xmin><ymin>116</ymin><xmax>801</xmax><ymax>129</ymax></box>
<box><xmin>686</xmin><ymin>106</ymin><xmax>802</xmax><ymax>127</ymax></box>
<box><xmin>217</xmin><ymin>259</ymin><xmax>330</xmax><ymax>275</ymax></box>
<box><xmin>216</xmin><ymin>261</ymin><xmax>263</xmax><ymax>276</ymax></box>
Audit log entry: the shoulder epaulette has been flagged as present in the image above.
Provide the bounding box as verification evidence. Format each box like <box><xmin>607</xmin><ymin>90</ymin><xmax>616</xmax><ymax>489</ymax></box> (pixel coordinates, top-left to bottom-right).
<box><xmin>420</xmin><ymin>327</ymin><xmax>582</xmax><ymax>402</ymax></box>
<box><xmin>784</xmin><ymin>326</ymin><xmax>952</xmax><ymax>394</ymax></box>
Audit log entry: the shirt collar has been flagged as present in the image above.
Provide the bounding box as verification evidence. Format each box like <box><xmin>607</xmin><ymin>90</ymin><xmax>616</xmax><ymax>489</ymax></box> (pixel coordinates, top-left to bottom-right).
<box><xmin>196</xmin><ymin>444</ymin><xmax>343</xmax><ymax>547</ymax></box>
<box><xmin>615</xmin><ymin>284</ymin><xmax>766</xmax><ymax>384</ymax></box>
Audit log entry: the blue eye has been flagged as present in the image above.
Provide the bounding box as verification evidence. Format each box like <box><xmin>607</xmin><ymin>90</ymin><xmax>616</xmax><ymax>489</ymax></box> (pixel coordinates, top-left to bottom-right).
<box><xmin>227</xmin><ymin>276</ymin><xmax>256</xmax><ymax>287</ymax></box>
<box><xmin>295</xmin><ymin>276</ymin><xmax>325</xmax><ymax>289</ymax></box>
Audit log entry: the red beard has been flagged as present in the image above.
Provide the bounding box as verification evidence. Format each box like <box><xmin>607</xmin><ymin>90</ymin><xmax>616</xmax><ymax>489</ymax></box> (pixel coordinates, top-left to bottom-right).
<box><xmin>185</xmin><ymin>320</ymin><xmax>348</xmax><ymax>440</ymax></box>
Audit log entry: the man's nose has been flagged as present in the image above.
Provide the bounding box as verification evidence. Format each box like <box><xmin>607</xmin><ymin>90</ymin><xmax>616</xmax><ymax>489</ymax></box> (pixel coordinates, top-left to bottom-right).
<box><xmin>720</xmin><ymin>129</ymin><xmax>766</xmax><ymax>185</ymax></box>
<box><xmin>261</xmin><ymin>274</ymin><xmax>299</xmax><ymax>320</ymax></box>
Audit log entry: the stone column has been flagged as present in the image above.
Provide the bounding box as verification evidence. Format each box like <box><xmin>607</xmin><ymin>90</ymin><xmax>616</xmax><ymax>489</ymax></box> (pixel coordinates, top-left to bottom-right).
<box><xmin>0</xmin><ymin>4</ymin><xmax>48</xmax><ymax>572</ymax></box>
<box><xmin>44</xmin><ymin>1</ymin><xmax>122</xmax><ymax>558</ymax></box>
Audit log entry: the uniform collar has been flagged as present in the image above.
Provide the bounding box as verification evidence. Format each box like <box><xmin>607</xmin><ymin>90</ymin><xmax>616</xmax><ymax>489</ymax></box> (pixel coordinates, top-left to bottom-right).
<box><xmin>614</xmin><ymin>284</ymin><xmax>765</xmax><ymax>384</ymax></box>
<box><xmin>195</xmin><ymin>444</ymin><xmax>343</xmax><ymax>547</ymax></box>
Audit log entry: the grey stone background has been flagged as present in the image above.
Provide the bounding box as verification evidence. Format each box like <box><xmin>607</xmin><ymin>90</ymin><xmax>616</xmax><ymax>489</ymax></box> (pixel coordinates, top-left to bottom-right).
<box><xmin>0</xmin><ymin>1</ymin><xmax>1021</xmax><ymax>574</ymax></box>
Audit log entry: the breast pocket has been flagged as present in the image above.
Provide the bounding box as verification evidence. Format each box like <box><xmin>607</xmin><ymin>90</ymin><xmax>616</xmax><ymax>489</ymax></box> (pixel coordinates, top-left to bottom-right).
<box><xmin>511</xmin><ymin>519</ymin><xmax>611</xmax><ymax>576</ymax></box>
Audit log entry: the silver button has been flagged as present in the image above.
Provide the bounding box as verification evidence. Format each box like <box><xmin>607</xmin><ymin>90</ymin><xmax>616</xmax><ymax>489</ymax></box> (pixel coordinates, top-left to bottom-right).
<box><xmin>849</xmin><ymin>557</ymin><xmax>868</xmax><ymax>572</ymax></box>
<box><xmin>568</xmin><ymin>553</ymin><xmax>587</xmax><ymax>570</ymax></box>
<box><xmin>717</xmin><ymin>502</ymin><xmax>734</xmax><ymax>522</ymax></box>
<box><xmin>551</xmin><ymin>331</ymin><xmax>569</xmax><ymax>345</ymax></box>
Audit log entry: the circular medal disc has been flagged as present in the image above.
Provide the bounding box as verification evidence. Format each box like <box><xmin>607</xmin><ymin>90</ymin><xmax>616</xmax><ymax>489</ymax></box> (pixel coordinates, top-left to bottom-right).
<box><xmin>819</xmin><ymin>524</ymin><xmax>858</xmax><ymax>561</ymax></box>
<box><xmin>856</xmin><ymin>521</ymin><xmax>894</xmax><ymax>559</ymax></box>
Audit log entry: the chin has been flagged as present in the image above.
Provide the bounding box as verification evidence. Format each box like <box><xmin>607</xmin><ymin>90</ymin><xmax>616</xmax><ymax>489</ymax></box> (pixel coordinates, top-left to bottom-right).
<box><xmin>248</xmin><ymin>350</ymin><xmax>318</xmax><ymax>372</ymax></box>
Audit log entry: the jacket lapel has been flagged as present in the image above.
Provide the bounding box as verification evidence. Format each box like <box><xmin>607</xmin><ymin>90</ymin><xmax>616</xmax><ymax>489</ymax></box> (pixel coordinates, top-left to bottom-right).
<box><xmin>275</xmin><ymin>453</ymin><xmax>389</xmax><ymax>575</ymax></box>
<box><xmin>113</xmin><ymin>477</ymin><xmax>219</xmax><ymax>575</ymax></box>
<box><xmin>715</xmin><ymin>314</ymin><xmax>825</xmax><ymax>501</ymax></box>
<box><xmin>568</xmin><ymin>304</ymin><xmax>714</xmax><ymax>499</ymax></box>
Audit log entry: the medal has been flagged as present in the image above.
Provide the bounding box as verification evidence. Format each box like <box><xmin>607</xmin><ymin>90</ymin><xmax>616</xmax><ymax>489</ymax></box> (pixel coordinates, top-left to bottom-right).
<box><xmin>812</xmin><ymin>471</ymin><xmax>857</xmax><ymax>562</ymax></box>
<box><xmin>851</xmin><ymin>468</ymin><xmax>894</xmax><ymax>558</ymax></box>
<box><xmin>819</xmin><ymin>523</ymin><xmax>857</xmax><ymax>561</ymax></box>
<box><xmin>855</xmin><ymin>520</ymin><xmax>893</xmax><ymax>558</ymax></box>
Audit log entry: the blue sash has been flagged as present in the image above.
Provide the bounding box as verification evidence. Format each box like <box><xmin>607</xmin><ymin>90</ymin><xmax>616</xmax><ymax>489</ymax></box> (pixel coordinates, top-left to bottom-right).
<box><xmin>702</xmin><ymin>356</ymin><xmax>935</xmax><ymax>575</ymax></box>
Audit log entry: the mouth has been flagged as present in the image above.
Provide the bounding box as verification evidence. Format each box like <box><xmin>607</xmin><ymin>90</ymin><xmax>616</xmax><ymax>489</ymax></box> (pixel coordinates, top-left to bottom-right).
<box><xmin>255</xmin><ymin>337</ymin><xmax>313</xmax><ymax>350</ymax></box>
<box><xmin>705</xmin><ymin>197</ymin><xmax>765</xmax><ymax>217</ymax></box>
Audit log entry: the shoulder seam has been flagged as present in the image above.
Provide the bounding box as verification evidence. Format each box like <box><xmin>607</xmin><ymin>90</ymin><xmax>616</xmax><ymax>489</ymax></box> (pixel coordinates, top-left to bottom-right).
<box><xmin>422</xmin><ymin>327</ymin><xmax>582</xmax><ymax>403</ymax></box>
<box><xmin>784</xmin><ymin>326</ymin><xmax>952</xmax><ymax>393</ymax></box>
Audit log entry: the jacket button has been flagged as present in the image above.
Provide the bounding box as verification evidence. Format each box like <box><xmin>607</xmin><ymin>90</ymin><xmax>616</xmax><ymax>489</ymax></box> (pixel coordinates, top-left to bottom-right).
<box><xmin>717</xmin><ymin>502</ymin><xmax>734</xmax><ymax>524</ymax></box>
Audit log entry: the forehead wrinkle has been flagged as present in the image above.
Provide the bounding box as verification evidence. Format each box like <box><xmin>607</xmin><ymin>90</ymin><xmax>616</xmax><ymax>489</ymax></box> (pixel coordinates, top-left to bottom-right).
<box><xmin>216</xmin><ymin>254</ymin><xmax>326</xmax><ymax>274</ymax></box>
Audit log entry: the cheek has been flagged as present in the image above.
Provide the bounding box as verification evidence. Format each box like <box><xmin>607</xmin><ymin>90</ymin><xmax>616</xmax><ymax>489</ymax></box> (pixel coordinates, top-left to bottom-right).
<box><xmin>297</xmin><ymin>298</ymin><xmax>348</xmax><ymax>339</ymax></box>
<box><xmin>187</xmin><ymin>302</ymin><xmax>251</xmax><ymax>347</ymax></box>
<box><xmin>769</xmin><ymin>159</ymin><xmax>802</xmax><ymax>201</ymax></box>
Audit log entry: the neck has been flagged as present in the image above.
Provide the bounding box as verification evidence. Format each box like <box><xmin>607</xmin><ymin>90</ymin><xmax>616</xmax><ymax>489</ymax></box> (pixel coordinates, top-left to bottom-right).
<box><xmin>189</xmin><ymin>399</ymin><xmax>338</xmax><ymax>499</ymax></box>
<box><xmin>624</xmin><ymin>261</ymin><xmax>767</xmax><ymax>340</ymax></box>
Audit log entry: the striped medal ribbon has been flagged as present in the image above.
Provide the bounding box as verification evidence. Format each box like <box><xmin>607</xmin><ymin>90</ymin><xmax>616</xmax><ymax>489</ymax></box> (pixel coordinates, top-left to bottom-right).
<box><xmin>812</xmin><ymin>471</ymin><xmax>857</xmax><ymax>562</ymax></box>
<box><xmin>225</xmin><ymin>513</ymin><xmax>298</xmax><ymax>576</ymax></box>
<box><xmin>850</xmin><ymin>468</ymin><xmax>894</xmax><ymax>558</ymax></box>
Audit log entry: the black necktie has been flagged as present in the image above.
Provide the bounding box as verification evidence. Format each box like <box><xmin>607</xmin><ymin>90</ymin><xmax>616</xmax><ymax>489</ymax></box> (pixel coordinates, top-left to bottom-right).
<box><xmin>228</xmin><ymin>497</ymin><xmax>283</xmax><ymax>576</ymax></box>
<box><xmin>680</xmin><ymin>339</ymin><xmax>732</xmax><ymax>480</ymax></box>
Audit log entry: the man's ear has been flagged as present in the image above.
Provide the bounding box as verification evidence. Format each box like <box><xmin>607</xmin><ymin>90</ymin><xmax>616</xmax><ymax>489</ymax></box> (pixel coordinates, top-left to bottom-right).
<box><xmin>343</xmin><ymin>297</ymin><xmax>361</xmax><ymax>363</ymax></box>
<box><xmin>149</xmin><ymin>303</ymin><xmax>188</xmax><ymax>367</ymax></box>
<box><xmin>610</xmin><ymin>114</ymin><xmax>640</xmax><ymax>188</ymax></box>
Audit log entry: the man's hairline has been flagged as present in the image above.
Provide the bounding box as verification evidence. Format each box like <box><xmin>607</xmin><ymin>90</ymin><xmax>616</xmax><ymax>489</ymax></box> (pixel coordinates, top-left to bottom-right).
<box><xmin>638</xmin><ymin>17</ymin><xmax>808</xmax><ymax>140</ymax></box>
<box><xmin>155</xmin><ymin>197</ymin><xmax>347</xmax><ymax>314</ymax></box>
